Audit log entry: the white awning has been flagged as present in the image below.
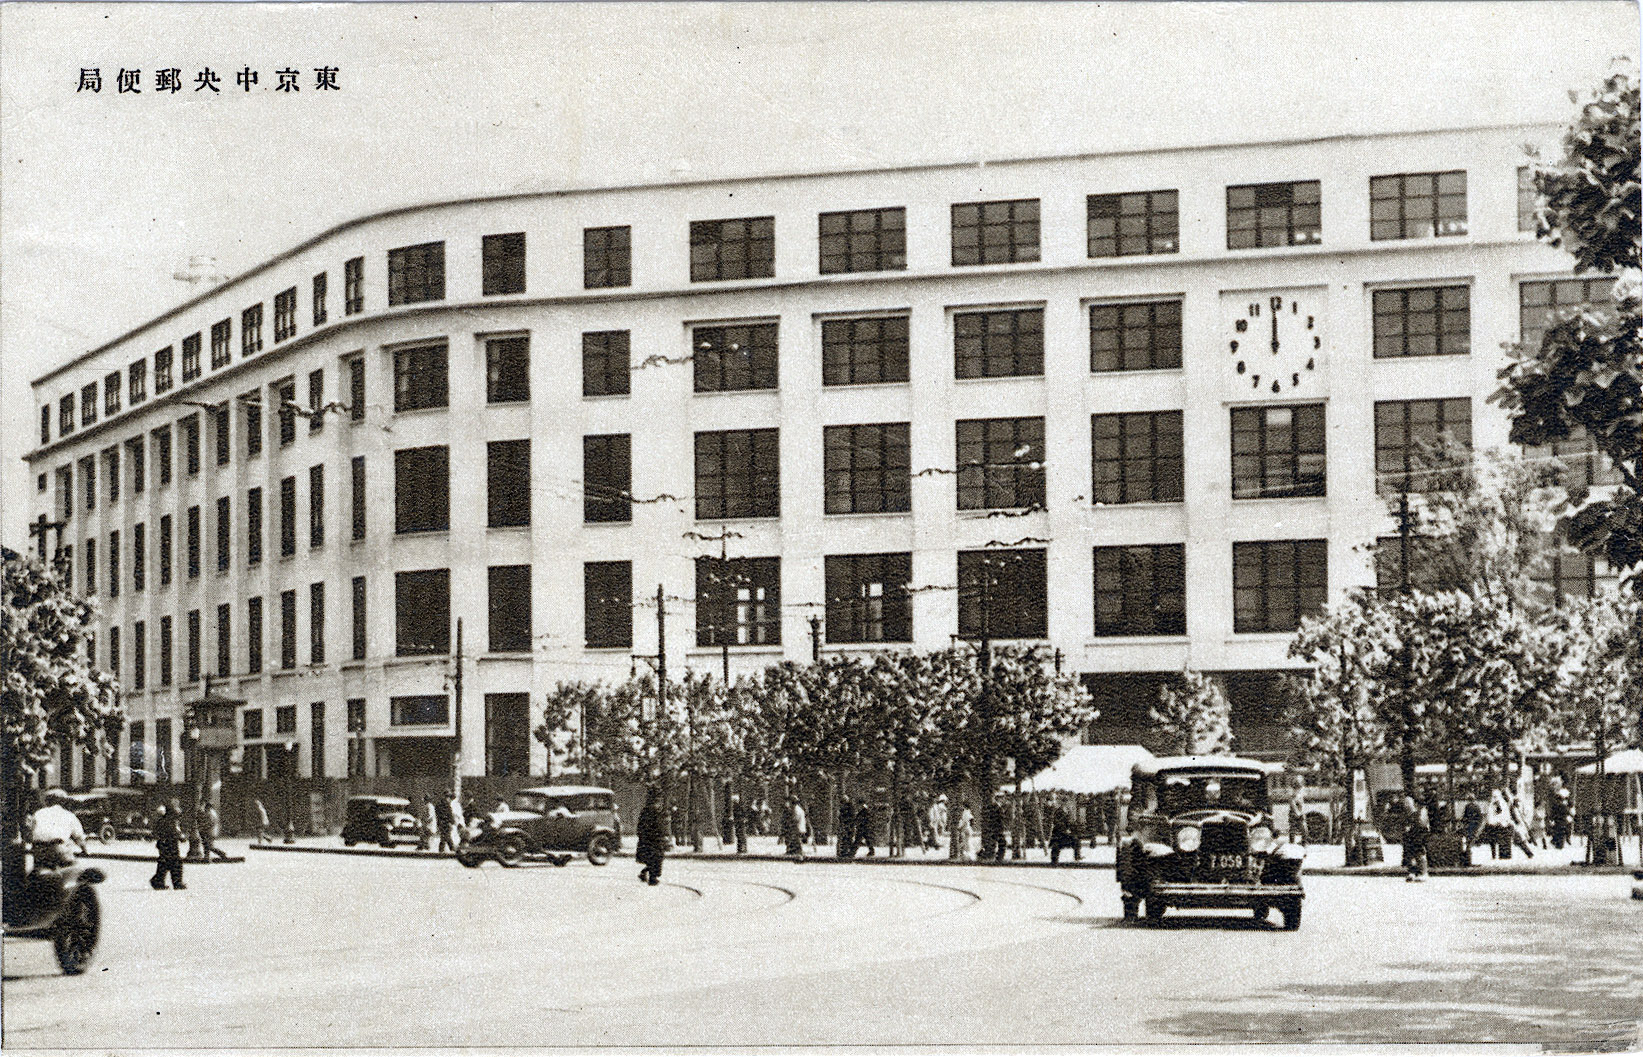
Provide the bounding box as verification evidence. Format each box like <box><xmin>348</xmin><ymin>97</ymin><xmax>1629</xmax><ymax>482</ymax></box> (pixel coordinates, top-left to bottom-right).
<box><xmin>1576</xmin><ymin>749</ymin><xmax>1643</xmax><ymax>775</ymax></box>
<box><xmin>1026</xmin><ymin>745</ymin><xmax>1155</xmax><ymax>795</ymax></box>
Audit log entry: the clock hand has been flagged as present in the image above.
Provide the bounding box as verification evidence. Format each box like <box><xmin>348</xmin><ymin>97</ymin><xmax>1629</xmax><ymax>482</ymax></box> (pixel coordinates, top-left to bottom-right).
<box><xmin>1271</xmin><ymin>310</ymin><xmax>1279</xmax><ymax>354</ymax></box>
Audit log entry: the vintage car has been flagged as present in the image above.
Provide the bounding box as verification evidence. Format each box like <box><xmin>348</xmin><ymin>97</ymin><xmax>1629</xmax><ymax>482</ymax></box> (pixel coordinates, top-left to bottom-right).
<box><xmin>2</xmin><ymin>840</ymin><xmax>105</xmax><ymax>974</ymax></box>
<box><xmin>340</xmin><ymin>795</ymin><xmax>422</xmax><ymax>848</ymax></box>
<box><xmin>1117</xmin><ymin>756</ymin><xmax>1306</xmax><ymax>929</ymax></box>
<box><xmin>456</xmin><ymin>786</ymin><xmax>619</xmax><ymax>868</ymax></box>
<box><xmin>47</xmin><ymin>788</ymin><xmax>152</xmax><ymax>843</ymax></box>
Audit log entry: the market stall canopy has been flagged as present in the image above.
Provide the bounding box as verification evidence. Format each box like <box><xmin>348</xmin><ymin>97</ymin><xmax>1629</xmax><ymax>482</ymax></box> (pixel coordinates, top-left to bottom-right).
<box><xmin>1576</xmin><ymin>749</ymin><xmax>1643</xmax><ymax>775</ymax></box>
<box><xmin>1028</xmin><ymin>745</ymin><xmax>1154</xmax><ymax>795</ymax></box>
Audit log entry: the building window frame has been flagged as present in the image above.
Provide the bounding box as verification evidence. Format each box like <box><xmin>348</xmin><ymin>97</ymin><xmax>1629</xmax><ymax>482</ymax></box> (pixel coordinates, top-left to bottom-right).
<box><xmin>1232</xmin><ymin>539</ymin><xmax>1328</xmax><ymax>634</ymax></box>
<box><xmin>1231</xmin><ymin>403</ymin><xmax>1328</xmax><ymax>500</ymax></box>
<box><xmin>956</xmin><ymin>417</ymin><xmax>1045</xmax><ymax>511</ymax></box>
<box><xmin>694</xmin><ymin>428</ymin><xmax>780</xmax><ymax>520</ymax></box>
<box><xmin>387</xmin><ymin>241</ymin><xmax>446</xmax><ymax>306</ymax></box>
<box><xmin>1369</xmin><ymin>170</ymin><xmax>1467</xmax><ymax>241</ymax></box>
<box><xmin>951</xmin><ymin>198</ymin><xmax>1040</xmax><ymax>266</ymax></box>
<box><xmin>1226</xmin><ymin>180</ymin><xmax>1322</xmax><ymax>249</ymax></box>
<box><xmin>1093</xmin><ymin>543</ymin><xmax>1187</xmax><ymax>636</ymax></box>
<box><xmin>818</xmin><ymin>206</ymin><xmax>907</xmax><ymax>274</ymax></box>
<box><xmin>689</xmin><ymin>216</ymin><xmax>775</xmax><ymax>282</ymax></box>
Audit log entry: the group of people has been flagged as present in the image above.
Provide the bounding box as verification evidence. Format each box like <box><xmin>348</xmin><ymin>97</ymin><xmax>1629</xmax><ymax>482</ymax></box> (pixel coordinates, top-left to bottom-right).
<box><xmin>1399</xmin><ymin>782</ymin><xmax>1569</xmax><ymax>880</ymax></box>
<box><xmin>411</xmin><ymin>792</ymin><xmax>469</xmax><ymax>853</ymax></box>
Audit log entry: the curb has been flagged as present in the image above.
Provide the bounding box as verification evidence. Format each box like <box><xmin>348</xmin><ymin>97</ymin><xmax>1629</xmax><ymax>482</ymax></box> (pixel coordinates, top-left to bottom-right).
<box><xmin>82</xmin><ymin>851</ymin><xmax>246</xmax><ymax>864</ymax></box>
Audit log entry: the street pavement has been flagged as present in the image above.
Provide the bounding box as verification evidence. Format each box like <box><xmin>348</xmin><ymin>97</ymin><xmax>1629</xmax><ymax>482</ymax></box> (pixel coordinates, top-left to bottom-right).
<box><xmin>3</xmin><ymin>845</ymin><xmax>1638</xmax><ymax>1049</ymax></box>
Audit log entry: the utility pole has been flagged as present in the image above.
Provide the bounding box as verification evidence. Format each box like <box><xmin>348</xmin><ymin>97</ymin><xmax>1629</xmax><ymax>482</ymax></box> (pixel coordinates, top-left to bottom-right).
<box><xmin>809</xmin><ymin>615</ymin><xmax>823</xmax><ymax>664</ymax></box>
<box><xmin>452</xmin><ymin>618</ymin><xmax>464</xmax><ymax>804</ymax></box>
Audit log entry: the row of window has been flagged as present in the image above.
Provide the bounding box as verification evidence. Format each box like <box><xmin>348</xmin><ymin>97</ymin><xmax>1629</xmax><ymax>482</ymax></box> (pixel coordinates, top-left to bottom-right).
<box><xmin>39</xmin><ymin>161</ymin><xmax>1559</xmax><ymax>447</ymax></box>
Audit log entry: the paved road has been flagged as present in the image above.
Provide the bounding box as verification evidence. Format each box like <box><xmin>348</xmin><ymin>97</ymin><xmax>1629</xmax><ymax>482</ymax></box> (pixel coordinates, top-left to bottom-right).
<box><xmin>4</xmin><ymin>851</ymin><xmax>1638</xmax><ymax>1048</ymax></box>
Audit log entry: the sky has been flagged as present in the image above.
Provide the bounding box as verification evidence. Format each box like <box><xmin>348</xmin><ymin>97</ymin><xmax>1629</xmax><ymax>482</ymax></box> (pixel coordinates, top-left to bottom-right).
<box><xmin>1</xmin><ymin>1</ymin><xmax>1637</xmax><ymax>548</ymax></box>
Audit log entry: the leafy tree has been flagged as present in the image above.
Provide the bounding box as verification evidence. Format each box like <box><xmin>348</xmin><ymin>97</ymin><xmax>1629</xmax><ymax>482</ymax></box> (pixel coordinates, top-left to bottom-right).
<box><xmin>2</xmin><ymin>552</ymin><xmax>122</xmax><ymax>837</ymax></box>
<box><xmin>1286</xmin><ymin>593</ymin><xmax>1392</xmax><ymax>824</ymax></box>
<box><xmin>1496</xmin><ymin>68</ymin><xmax>1641</xmax><ymax>577</ymax></box>
<box><xmin>1151</xmin><ymin>668</ymin><xmax>1233</xmax><ymax>756</ymax></box>
<box><xmin>535</xmin><ymin>682</ymin><xmax>600</xmax><ymax>780</ymax></box>
<box><xmin>1554</xmin><ymin>588</ymin><xmax>1642</xmax><ymax>764</ymax></box>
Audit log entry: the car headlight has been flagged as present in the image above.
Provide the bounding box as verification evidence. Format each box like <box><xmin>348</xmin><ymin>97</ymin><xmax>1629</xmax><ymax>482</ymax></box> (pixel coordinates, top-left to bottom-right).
<box><xmin>1249</xmin><ymin>825</ymin><xmax>1274</xmax><ymax>853</ymax></box>
<box><xmin>1175</xmin><ymin>825</ymin><xmax>1201</xmax><ymax>852</ymax></box>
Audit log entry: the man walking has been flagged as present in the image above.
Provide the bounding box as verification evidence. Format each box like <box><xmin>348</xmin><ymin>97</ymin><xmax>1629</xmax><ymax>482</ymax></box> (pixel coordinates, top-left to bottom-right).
<box><xmin>151</xmin><ymin>801</ymin><xmax>186</xmax><ymax>890</ymax></box>
<box><xmin>253</xmin><ymin>798</ymin><xmax>273</xmax><ymax>845</ymax></box>
<box><xmin>783</xmin><ymin>796</ymin><xmax>808</xmax><ymax>859</ymax></box>
<box><xmin>449</xmin><ymin>791</ymin><xmax>467</xmax><ymax>847</ymax></box>
<box><xmin>201</xmin><ymin>801</ymin><xmax>230</xmax><ymax>861</ymax></box>
<box><xmin>837</xmin><ymin>799</ymin><xmax>856</xmax><ymax>859</ymax></box>
<box><xmin>856</xmin><ymin>798</ymin><xmax>875</xmax><ymax>858</ymax></box>
<box><xmin>635</xmin><ymin>787</ymin><xmax>666</xmax><ymax>886</ymax></box>
<box><xmin>434</xmin><ymin>792</ymin><xmax>455</xmax><ymax>853</ymax></box>
<box><xmin>928</xmin><ymin>794</ymin><xmax>948</xmax><ymax>853</ymax></box>
<box><xmin>1401</xmin><ymin>795</ymin><xmax>1429</xmax><ymax>882</ymax></box>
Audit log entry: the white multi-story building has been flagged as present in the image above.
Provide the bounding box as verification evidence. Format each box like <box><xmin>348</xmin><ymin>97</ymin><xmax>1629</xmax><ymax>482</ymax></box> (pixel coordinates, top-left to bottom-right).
<box><xmin>25</xmin><ymin>120</ymin><xmax>1616</xmax><ymax>787</ymax></box>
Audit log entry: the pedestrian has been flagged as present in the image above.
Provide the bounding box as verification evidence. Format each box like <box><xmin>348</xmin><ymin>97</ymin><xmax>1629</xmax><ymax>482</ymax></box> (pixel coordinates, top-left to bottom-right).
<box><xmin>982</xmin><ymin>794</ymin><xmax>1006</xmax><ymax>863</ymax></box>
<box><xmin>837</xmin><ymin>798</ymin><xmax>857</xmax><ymax>859</ymax></box>
<box><xmin>1484</xmin><ymin>789</ymin><xmax>1514</xmax><ymax>859</ymax></box>
<box><xmin>419</xmin><ymin>796</ymin><xmax>437</xmax><ymax>851</ymax></box>
<box><xmin>856</xmin><ymin>798</ymin><xmax>875</xmax><ymax>858</ymax></box>
<box><xmin>1288</xmin><ymin>785</ymin><xmax>1308</xmax><ymax>845</ymax></box>
<box><xmin>1549</xmin><ymin>785</ymin><xmax>1571</xmax><ymax>850</ymax></box>
<box><xmin>1530</xmin><ymin>801</ymin><xmax>1548</xmax><ymax>849</ymax></box>
<box><xmin>1462</xmin><ymin>800</ymin><xmax>1484</xmax><ymax>846</ymax></box>
<box><xmin>954</xmin><ymin>801</ymin><xmax>975</xmax><ymax>862</ymax></box>
<box><xmin>635</xmin><ymin>786</ymin><xmax>666</xmax><ymax>886</ymax></box>
<box><xmin>449</xmin><ymin>792</ymin><xmax>467</xmax><ymax>847</ymax></box>
<box><xmin>928</xmin><ymin>794</ymin><xmax>948</xmax><ymax>852</ymax></box>
<box><xmin>201</xmin><ymin>802</ymin><xmax>230</xmax><ymax>861</ymax></box>
<box><xmin>728</xmin><ymin>794</ymin><xmax>748</xmax><ymax>855</ymax></box>
<box><xmin>434</xmin><ymin>792</ymin><xmax>455</xmax><ymax>853</ymax></box>
<box><xmin>782</xmin><ymin>796</ymin><xmax>807</xmax><ymax>858</ymax></box>
<box><xmin>1506</xmin><ymin>792</ymin><xmax>1536</xmax><ymax>859</ymax></box>
<box><xmin>1048</xmin><ymin>800</ymin><xmax>1079</xmax><ymax>865</ymax></box>
<box><xmin>1401</xmin><ymin>794</ymin><xmax>1429</xmax><ymax>882</ymax></box>
<box><xmin>27</xmin><ymin>794</ymin><xmax>87</xmax><ymax>869</ymax></box>
<box><xmin>253</xmin><ymin>798</ymin><xmax>272</xmax><ymax>845</ymax></box>
<box><xmin>151</xmin><ymin>801</ymin><xmax>186</xmax><ymax>890</ymax></box>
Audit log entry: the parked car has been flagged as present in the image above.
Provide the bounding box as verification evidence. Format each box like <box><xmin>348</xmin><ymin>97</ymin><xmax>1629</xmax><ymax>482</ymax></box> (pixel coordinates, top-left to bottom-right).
<box><xmin>45</xmin><ymin>788</ymin><xmax>152</xmax><ymax>843</ymax></box>
<box><xmin>1117</xmin><ymin>756</ymin><xmax>1307</xmax><ymax>929</ymax></box>
<box><xmin>340</xmin><ymin>795</ymin><xmax>421</xmax><ymax>848</ymax></box>
<box><xmin>456</xmin><ymin>786</ymin><xmax>619</xmax><ymax>868</ymax></box>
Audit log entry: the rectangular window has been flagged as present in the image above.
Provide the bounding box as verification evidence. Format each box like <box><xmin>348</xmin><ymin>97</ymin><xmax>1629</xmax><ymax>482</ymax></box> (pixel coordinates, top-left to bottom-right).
<box><xmin>243</xmin><ymin>710</ymin><xmax>262</xmax><ymax>741</ymax></box>
<box><xmin>1233</xmin><ymin>539</ymin><xmax>1328</xmax><ymax>633</ymax></box>
<box><xmin>216</xmin><ymin>603</ymin><xmax>231</xmax><ymax>678</ymax></box>
<box><xmin>694</xmin><ymin>428</ymin><xmax>780</xmax><ymax>520</ymax></box>
<box><xmin>133</xmin><ymin>621</ymin><xmax>146</xmax><ymax>690</ymax></box>
<box><xmin>824</xmin><ymin>423</ymin><xmax>911</xmax><ymax>514</ymax></box>
<box><xmin>583</xmin><ymin>561</ymin><xmax>632</xmax><ymax>649</ymax></box>
<box><xmin>1517</xmin><ymin>166</ymin><xmax>1538</xmax><ymax>232</ymax></box>
<box><xmin>1087</xmin><ymin>190</ymin><xmax>1179</xmax><ymax>257</ymax></box>
<box><xmin>247</xmin><ymin>596</ymin><xmax>263</xmax><ymax>673</ymax></box>
<box><xmin>690</xmin><ymin>216</ymin><xmax>775</xmax><ymax>282</ymax></box>
<box><xmin>152</xmin><ymin>720</ymin><xmax>172</xmax><ymax>782</ymax></box>
<box><xmin>280</xmin><ymin>589</ymin><xmax>297</xmax><ymax>670</ymax></box>
<box><xmin>280</xmin><ymin>476</ymin><xmax>297</xmax><ymax>556</ymax></box>
<box><xmin>1374</xmin><ymin>398</ymin><xmax>1472</xmax><ymax>494</ymax></box>
<box><xmin>818</xmin><ymin>206</ymin><xmax>907</xmax><ymax>273</ymax></box>
<box><xmin>182</xmin><ymin>414</ymin><xmax>200</xmax><ymax>475</ymax></box>
<box><xmin>1533</xmin><ymin>549</ymin><xmax>1606</xmax><ymax>604</ymax></box>
<box><xmin>583</xmin><ymin>225</ymin><xmax>631</xmax><ymax>289</ymax></box>
<box><xmin>1231</xmin><ymin>404</ymin><xmax>1327</xmax><ymax>499</ymax></box>
<box><xmin>487</xmin><ymin>565</ymin><xmax>531</xmax><ymax>653</ymax></box>
<box><xmin>482</xmin><ymin>232</ymin><xmax>526</xmax><ymax>295</ymax></box>
<box><xmin>310</xmin><ymin>703</ymin><xmax>326</xmax><ymax>779</ymax></box>
<box><xmin>186</xmin><ymin>505</ymin><xmax>200</xmax><ymax>578</ymax></box>
<box><xmin>387</xmin><ymin>241</ymin><xmax>445</xmax><ymax>305</ymax></box>
<box><xmin>1092</xmin><ymin>411</ymin><xmax>1183</xmax><ymax>505</ymax></box>
<box><xmin>131</xmin><ymin>522</ymin><xmax>145</xmax><ymax>592</ymax></box>
<box><xmin>216</xmin><ymin>495</ymin><xmax>230</xmax><ymax>572</ymax></box>
<box><xmin>310</xmin><ymin>582</ymin><xmax>325</xmax><ymax>664</ymax></box>
<box><xmin>158</xmin><ymin>514</ymin><xmax>171</xmax><ymax>586</ymax></box>
<box><xmin>393</xmin><ymin>343</ymin><xmax>449</xmax><ymax>411</ymax></box>
<box><xmin>351</xmin><ymin>456</ymin><xmax>366</xmax><ymax>540</ymax></box>
<box><xmin>395</xmin><ymin>569</ymin><xmax>451</xmax><ymax>656</ymax></box>
<box><xmin>1226</xmin><ymin>180</ymin><xmax>1322</xmax><ymax>248</ymax></box>
<box><xmin>485</xmin><ymin>336</ymin><xmax>530</xmax><ymax>403</ymax></box>
<box><xmin>158</xmin><ymin>617</ymin><xmax>172</xmax><ymax>686</ymax></box>
<box><xmin>241</xmin><ymin>304</ymin><xmax>263</xmax><ymax>357</ymax></box>
<box><xmin>80</xmin><ymin>456</ymin><xmax>94</xmax><ymax>513</ymax></box>
<box><xmin>129</xmin><ymin>722</ymin><xmax>144</xmax><ymax>781</ymax></box>
<box><xmin>581</xmin><ymin>331</ymin><xmax>630</xmax><ymax>397</ymax></box>
<box><xmin>308</xmin><ymin>369</ymin><xmax>324</xmax><ymax>433</ymax></box>
<box><xmin>210</xmin><ymin>318</ymin><xmax>232</xmax><ymax>368</ymax></box>
<box><xmin>180</xmin><ymin>332</ymin><xmax>202</xmax><ymax>382</ymax></box>
<box><xmin>246</xmin><ymin>487</ymin><xmax>263</xmax><ymax>565</ymax></box>
<box><xmin>1374</xmin><ymin>533</ymin><xmax>1460</xmax><ymax>597</ymax></box>
<box><xmin>273</xmin><ymin>286</ymin><xmax>298</xmax><ymax>342</ymax></box>
<box><xmin>309</xmin><ymin>464</ymin><xmax>325</xmax><ymax>547</ymax></box>
<box><xmin>954</xmin><ymin>308</ymin><xmax>1043</xmax><ymax>378</ymax></box>
<box><xmin>951</xmin><ymin>198</ymin><xmax>1040</xmax><ymax>265</ymax></box>
<box><xmin>391</xmin><ymin>695</ymin><xmax>449</xmax><ymax>727</ymax></box>
<box><xmin>313</xmin><ymin>272</ymin><xmax>328</xmax><ymax>326</ymax></box>
<box><xmin>486</xmin><ymin>439</ymin><xmax>531</xmax><ymax>528</ymax></box>
<box><xmin>583</xmin><ymin>434</ymin><xmax>632</xmax><ymax>523</ymax></box>
<box><xmin>275</xmin><ymin>705</ymin><xmax>297</xmax><ymax>736</ymax></box>
<box><xmin>215</xmin><ymin>403</ymin><xmax>230</xmax><ymax>466</ymax></box>
<box><xmin>395</xmin><ymin>446</ymin><xmax>449</xmax><ymax>533</ymax></box>
<box><xmin>1094</xmin><ymin>544</ymin><xmax>1186</xmax><ymax>636</ymax></box>
<box><xmin>825</xmin><ymin>552</ymin><xmax>912</xmax><ymax>643</ymax></box>
<box><xmin>109</xmin><ymin>626</ymin><xmax>121</xmax><ymax>681</ymax></box>
<box><xmin>83</xmin><ymin>537</ymin><xmax>95</xmax><ymax>594</ymax></box>
<box><xmin>104</xmin><ymin>447</ymin><xmax>119</xmax><ymax>504</ymax></box>
<box><xmin>344</xmin><ymin>256</ymin><xmax>364</xmax><ymax>314</ymax></box>
<box><xmin>105</xmin><ymin>372</ymin><xmax>121</xmax><ymax>416</ymax></box>
<box><xmin>346</xmin><ymin>699</ymin><xmax>366</xmax><ymax>777</ymax></box>
<box><xmin>821</xmin><ymin>315</ymin><xmax>909</xmax><ymax>386</ymax></box>
<box><xmin>72</xmin><ymin>385</ymin><xmax>90</xmax><ymax>426</ymax></box>
<box><xmin>1090</xmin><ymin>299</ymin><xmax>1182</xmax><ymax>372</ymax></box>
<box><xmin>108</xmin><ymin>530</ymin><xmax>119</xmax><ymax>599</ymax></box>
<box><xmin>1519</xmin><ymin>277</ymin><xmax>1616</xmax><ymax>352</ymax></box>
<box><xmin>348</xmin><ymin>355</ymin><xmax>365</xmax><ymax>421</ymax></box>
<box><xmin>41</xmin><ymin>405</ymin><xmax>50</xmax><ymax>445</ymax></box>
<box><xmin>957</xmin><ymin>549</ymin><xmax>1048</xmax><ymax>639</ymax></box>
<box><xmin>1526</xmin><ymin>428</ymin><xmax>1622</xmax><ymax>491</ymax></box>
<box><xmin>60</xmin><ymin>394</ymin><xmax>75</xmax><ymax>436</ymax></box>
<box><xmin>154</xmin><ymin>427</ymin><xmax>172</xmax><ymax>486</ymax></box>
<box><xmin>275</xmin><ymin>378</ymin><xmax>297</xmax><ymax>445</ymax></box>
<box><xmin>695</xmin><ymin>556</ymin><xmax>781</xmax><ymax>646</ymax></box>
<box><xmin>1370</xmin><ymin>170</ymin><xmax>1467</xmax><ymax>240</ymax></box>
<box><xmin>187</xmin><ymin>609</ymin><xmax>201</xmax><ymax>682</ymax></box>
<box><xmin>485</xmin><ymin>694</ymin><xmax>531</xmax><ymax>778</ymax></box>
<box><xmin>128</xmin><ymin>437</ymin><xmax>145</xmax><ymax>495</ymax></box>
<box><xmin>956</xmin><ymin>417</ymin><xmax>1045</xmax><ymax>510</ymax></box>
<box><xmin>154</xmin><ymin>347</ymin><xmax>173</xmax><ymax>393</ymax></box>
<box><xmin>693</xmin><ymin>322</ymin><xmax>779</xmax><ymax>392</ymax></box>
<box><xmin>351</xmin><ymin>576</ymin><xmax>366</xmax><ymax>660</ymax></box>
<box><xmin>1372</xmin><ymin>286</ymin><xmax>1470</xmax><ymax>358</ymax></box>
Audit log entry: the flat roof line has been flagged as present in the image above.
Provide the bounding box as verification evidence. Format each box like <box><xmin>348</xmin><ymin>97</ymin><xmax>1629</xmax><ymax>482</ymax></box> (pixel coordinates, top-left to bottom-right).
<box><xmin>32</xmin><ymin>120</ymin><xmax>1559</xmax><ymax>388</ymax></box>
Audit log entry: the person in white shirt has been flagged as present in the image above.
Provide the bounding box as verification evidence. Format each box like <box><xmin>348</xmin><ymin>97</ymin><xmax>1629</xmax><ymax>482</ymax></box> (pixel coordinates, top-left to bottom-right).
<box><xmin>28</xmin><ymin>801</ymin><xmax>88</xmax><ymax>868</ymax></box>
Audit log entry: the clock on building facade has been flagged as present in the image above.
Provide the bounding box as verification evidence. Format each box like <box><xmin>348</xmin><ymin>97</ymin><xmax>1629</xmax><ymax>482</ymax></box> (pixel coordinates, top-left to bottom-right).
<box><xmin>1223</xmin><ymin>288</ymin><xmax>1326</xmax><ymax>398</ymax></box>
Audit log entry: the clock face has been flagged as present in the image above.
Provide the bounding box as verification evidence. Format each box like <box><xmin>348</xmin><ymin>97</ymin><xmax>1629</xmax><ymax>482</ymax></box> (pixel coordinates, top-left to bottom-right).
<box><xmin>1223</xmin><ymin>288</ymin><xmax>1325</xmax><ymax>397</ymax></box>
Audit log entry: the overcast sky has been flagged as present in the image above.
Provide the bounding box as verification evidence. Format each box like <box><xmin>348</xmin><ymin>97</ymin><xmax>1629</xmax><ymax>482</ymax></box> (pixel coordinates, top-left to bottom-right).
<box><xmin>1</xmin><ymin>1</ymin><xmax>1636</xmax><ymax>547</ymax></box>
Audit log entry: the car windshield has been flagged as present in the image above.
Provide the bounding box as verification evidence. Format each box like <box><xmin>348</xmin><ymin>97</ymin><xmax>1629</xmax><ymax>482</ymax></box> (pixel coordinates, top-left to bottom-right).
<box><xmin>1156</xmin><ymin>773</ymin><xmax>1268</xmax><ymax>815</ymax></box>
<box><xmin>512</xmin><ymin>793</ymin><xmax>553</xmax><ymax>814</ymax></box>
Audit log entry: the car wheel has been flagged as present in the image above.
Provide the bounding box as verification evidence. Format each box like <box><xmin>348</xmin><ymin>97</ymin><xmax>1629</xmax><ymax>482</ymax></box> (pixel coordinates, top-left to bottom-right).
<box><xmin>1280</xmin><ymin>899</ymin><xmax>1303</xmax><ymax>931</ymax></box>
<box><xmin>587</xmin><ymin>833</ymin><xmax>614</xmax><ymax>866</ymax></box>
<box><xmin>1144</xmin><ymin>896</ymin><xmax>1166</xmax><ymax>925</ymax></box>
<box><xmin>344</xmin><ymin>838</ymin><xmax>356</xmax><ymax>847</ymax></box>
<box><xmin>1252</xmin><ymin>903</ymin><xmax>1269</xmax><ymax>923</ymax></box>
<box><xmin>455</xmin><ymin>850</ymin><xmax>483</xmax><ymax>869</ymax></box>
<box><xmin>496</xmin><ymin>838</ymin><xmax>525</xmax><ymax>868</ymax></box>
<box><xmin>1121</xmin><ymin>895</ymin><xmax>1140</xmax><ymax>921</ymax></box>
<box><xmin>97</xmin><ymin>822</ymin><xmax>116</xmax><ymax>845</ymax></box>
<box><xmin>53</xmin><ymin>887</ymin><xmax>100</xmax><ymax>976</ymax></box>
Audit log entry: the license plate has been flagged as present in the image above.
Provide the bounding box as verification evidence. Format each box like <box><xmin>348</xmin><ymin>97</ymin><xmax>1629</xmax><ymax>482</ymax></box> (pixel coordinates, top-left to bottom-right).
<box><xmin>1207</xmin><ymin>853</ymin><xmax>1246</xmax><ymax>871</ymax></box>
